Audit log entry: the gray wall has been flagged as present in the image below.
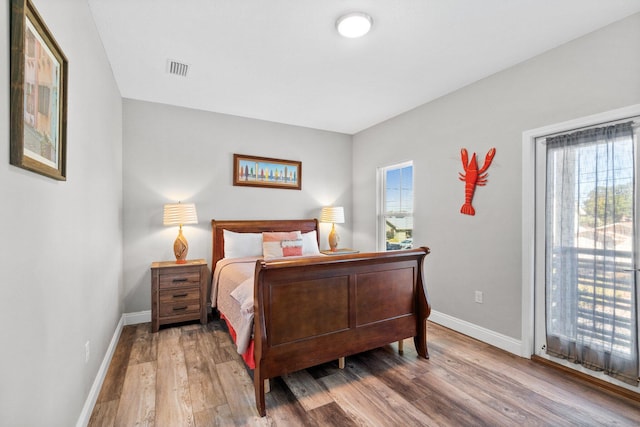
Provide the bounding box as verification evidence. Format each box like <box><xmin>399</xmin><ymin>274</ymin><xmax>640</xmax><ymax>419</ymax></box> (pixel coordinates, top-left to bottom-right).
<box><xmin>0</xmin><ymin>0</ymin><xmax>123</xmax><ymax>425</ymax></box>
<box><xmin>352</xmin><ymin>13</ymin><xmax>640</xmax><ymax>340</ymax></box>
<box><xmin>123</xmin><ymin>100</ymin><xmax>352</xmax><ymax>313</ymax></box>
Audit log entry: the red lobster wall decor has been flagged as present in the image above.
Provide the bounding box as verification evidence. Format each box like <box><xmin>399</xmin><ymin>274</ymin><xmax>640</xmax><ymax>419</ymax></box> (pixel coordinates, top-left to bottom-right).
<box><xmin>458</xmin><ymin>147</ymin><xmax>496</xmax><ymax>216</ymax></box>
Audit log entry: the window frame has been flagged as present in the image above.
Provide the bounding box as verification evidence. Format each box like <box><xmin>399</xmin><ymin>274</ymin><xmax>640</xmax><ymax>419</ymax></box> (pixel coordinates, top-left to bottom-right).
<box><xmin>377</xmin><ymin>160</ymin><xmax>414</xmax><ymax>252</ymax></box>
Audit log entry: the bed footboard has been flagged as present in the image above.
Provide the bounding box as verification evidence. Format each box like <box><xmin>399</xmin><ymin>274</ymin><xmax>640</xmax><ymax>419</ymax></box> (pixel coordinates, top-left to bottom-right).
<box><xmin>252</xmin><ymin>247</ymin><xmax>430</xmax><ymax>416</ymax></box>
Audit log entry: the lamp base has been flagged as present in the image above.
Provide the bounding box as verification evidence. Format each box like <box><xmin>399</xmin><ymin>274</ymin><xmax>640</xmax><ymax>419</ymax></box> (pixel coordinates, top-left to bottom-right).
<box><xmin>173</xmin><ymin>227</ymin><xmax>189</xmax><ymax>264</ymax></box>
<box><xmin>328</xmin><ymin>223</ymin><xmax>340</xmax><ymax>252</ymax></box>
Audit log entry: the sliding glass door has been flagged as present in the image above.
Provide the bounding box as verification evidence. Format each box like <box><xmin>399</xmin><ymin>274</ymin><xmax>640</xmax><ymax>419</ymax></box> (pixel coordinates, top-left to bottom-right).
<box><xmin>534</xmin><ymin>119</ymin><xmax>639</xmax><ymax>388</ymax></box>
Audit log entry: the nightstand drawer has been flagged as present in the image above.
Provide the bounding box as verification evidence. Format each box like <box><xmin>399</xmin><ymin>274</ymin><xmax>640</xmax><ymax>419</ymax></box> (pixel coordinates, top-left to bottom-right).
<box><xmin>159</xmin><ymin>287</ymin><xmax>200</xmax><ymax>304</ymax></box>
<box><xmin>159</xmin><ymin>270</ymin><xmax>201</xmax><ymax>288</ymax></box>
<box><xmin>159</xmin><ymin>300</ymin><xmax>201</xmax><ymax>317</ymax></box>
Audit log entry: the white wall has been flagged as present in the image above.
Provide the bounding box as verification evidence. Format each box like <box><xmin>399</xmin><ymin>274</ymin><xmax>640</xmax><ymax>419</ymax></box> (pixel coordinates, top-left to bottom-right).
<box><xmin>122</xmin><ymin>99</ymin><xmax>352</xmax><ymax>313</ymax></box>
<box><xmin>352</xmin><ymin>13</ymin><xmax>640</xmax><ymax>341</ymax></box>
<box><xmin>0</xmin><ymin>0</ymin><xmax>123</xmax><ymax>425</ymax></box>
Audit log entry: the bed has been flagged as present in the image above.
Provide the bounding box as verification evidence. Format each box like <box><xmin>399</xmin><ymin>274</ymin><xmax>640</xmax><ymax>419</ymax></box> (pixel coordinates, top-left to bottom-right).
<box><xmin>210</xmin><ymin>218</ymin><xmax>431</xmax><ymax>416</ymax></box>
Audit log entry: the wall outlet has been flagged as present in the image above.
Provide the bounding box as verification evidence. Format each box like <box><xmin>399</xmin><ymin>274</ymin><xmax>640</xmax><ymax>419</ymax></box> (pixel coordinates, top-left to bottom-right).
<box><xmin>85</xmin><ymin>341</ymin><xmax>90</xmax><ymax>363</ymax></box>
<box><xmin>474</xmin><ymin>291</ymin><xmax>483</xmax><ymax>304</ymax></box>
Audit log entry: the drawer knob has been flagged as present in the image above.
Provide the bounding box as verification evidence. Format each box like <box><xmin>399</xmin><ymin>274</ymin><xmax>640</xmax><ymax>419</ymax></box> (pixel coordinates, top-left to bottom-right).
<box><xmin>172</xmin><ymin>278</ymin><xmax>188</xmax><ymax>282</ymax></box>
<box><xmin>172</xmin><ymin>293</ymin><xmax>188</xmax><ymax>298</ymax></box>
<box><xmin>173</xmin><ymin>306</ymin><xmax>188</xmax><ymax>311</ymax></box>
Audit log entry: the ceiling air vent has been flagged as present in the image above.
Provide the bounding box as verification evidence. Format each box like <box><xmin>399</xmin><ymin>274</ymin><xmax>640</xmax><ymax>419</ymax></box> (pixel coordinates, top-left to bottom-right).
<box><xmin>167</xmin><ymin>59</ymin><xmax>189</xmax><ymax>77</ymax></box>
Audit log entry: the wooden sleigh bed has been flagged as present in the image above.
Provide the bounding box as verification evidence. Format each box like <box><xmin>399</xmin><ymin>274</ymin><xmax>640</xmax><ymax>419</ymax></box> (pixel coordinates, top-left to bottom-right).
<box><xmin>210</xmin><ymin>218</ymin><xmax>431</xmax><ymax>416</ymax></box>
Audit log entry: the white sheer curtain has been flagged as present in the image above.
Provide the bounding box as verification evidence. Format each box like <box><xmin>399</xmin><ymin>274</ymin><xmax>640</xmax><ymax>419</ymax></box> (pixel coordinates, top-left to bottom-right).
<box><xmin>545</xmin><ymin>121</ymin><xmax>638</xmax><ymax>386</ymax></box>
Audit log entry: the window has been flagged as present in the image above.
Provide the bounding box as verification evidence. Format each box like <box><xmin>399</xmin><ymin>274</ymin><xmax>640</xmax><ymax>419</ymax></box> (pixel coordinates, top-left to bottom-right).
<box><xmin>378</xmin><ymin>161</ymin><xmax>413</xmax><ymax>251</ymax></box>
<box><xmin>38</xmin><ymin>84</ymin><xmax>50</xmax><ymax>116</ymax></box>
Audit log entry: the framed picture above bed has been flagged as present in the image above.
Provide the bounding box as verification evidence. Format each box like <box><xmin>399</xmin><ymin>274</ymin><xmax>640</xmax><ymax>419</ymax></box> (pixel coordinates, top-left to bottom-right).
<box><xmin>233</xmin><ymin>154</ymin><xmax>302</xmax><ymax>190</ymax></box>
<box><xmin>10</xmin><ymin>0</ymin><xmax>68</xmax><ymax>181</ymax></box>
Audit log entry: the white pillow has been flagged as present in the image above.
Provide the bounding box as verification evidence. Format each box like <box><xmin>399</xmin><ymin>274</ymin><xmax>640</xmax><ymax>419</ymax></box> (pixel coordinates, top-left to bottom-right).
<box><xmin>230</xmin><ymin>278</ymin><xmax>253</xmax><ymax>308</ymax></box>
<box><xmin>301</xmin><ymin>230</ymin><xmax>321</xmax><ymax>255</ymax></box>
<box><xmin>223</xmin><ymin>230</ymin><xmax>263</xmax><ymax>259</ymax></box>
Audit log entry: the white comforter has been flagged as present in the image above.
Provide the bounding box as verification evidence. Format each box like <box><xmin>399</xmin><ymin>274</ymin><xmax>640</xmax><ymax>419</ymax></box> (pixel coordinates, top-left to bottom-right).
<box><xmin>212</xmin><ymin>257</ymin><xmax>258</xmax><ymax>354</ymax></box>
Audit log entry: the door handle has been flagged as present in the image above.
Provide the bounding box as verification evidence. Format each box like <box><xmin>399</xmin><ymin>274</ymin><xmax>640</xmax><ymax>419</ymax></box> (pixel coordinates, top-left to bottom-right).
<box><xmin>622</xmin><ymin>268</ymin><xmax>640</xmax><ymax>272</ymax></box>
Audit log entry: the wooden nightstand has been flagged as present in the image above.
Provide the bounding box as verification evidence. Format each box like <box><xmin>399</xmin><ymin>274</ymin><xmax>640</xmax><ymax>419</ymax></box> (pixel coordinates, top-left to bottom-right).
<box><xmin>320</xmin><ymin>248</ymin><xmax>359</xmax><ymax>255</ymax></box>
<box><xmin>151</xmin><ymin>259</ymin><xmax>208</xmax><ymax>332</ymax></box>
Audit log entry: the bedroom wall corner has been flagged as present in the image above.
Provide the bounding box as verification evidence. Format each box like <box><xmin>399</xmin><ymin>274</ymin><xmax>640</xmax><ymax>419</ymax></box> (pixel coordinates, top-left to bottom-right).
<box><xmin>122</xmin><ymin>100</ymin><xmax>352</xmax><ymax>314</ymax></box>
<box><xmin>0</xmin><ymin>0</ymin><xmax>124</xmax><ymax>426</ymax></box>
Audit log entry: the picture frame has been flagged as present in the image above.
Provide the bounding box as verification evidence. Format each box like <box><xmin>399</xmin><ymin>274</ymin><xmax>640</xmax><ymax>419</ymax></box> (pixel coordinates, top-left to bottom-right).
<box><xmin>10</xmin><ymin>0</ymin><xmax>68</xmax><ymax>180</ymax></box>
<box><xmin>233</xmin><ymin>154</ymin><xmax>302</xmax><ymax>190</ymax></box>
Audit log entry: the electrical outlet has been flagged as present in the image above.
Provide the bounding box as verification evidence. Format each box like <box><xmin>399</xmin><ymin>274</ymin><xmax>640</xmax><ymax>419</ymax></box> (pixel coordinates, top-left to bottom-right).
<box><xmin>85</xmin><ymin>341</ymin><xmax>90</xmax><ymax>363</ymax></box>
<box><xmin>474</xmin><ymin>291</ymin><xmax>483</xmax><ymax>304</ymax></box>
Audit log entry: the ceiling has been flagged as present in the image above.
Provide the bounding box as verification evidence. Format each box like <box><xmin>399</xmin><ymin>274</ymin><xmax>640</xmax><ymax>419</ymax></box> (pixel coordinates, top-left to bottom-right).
<box><xmin>87</xmin><ymin>0</ymin><xmax>640</xmax><ymax>135</ymax></box>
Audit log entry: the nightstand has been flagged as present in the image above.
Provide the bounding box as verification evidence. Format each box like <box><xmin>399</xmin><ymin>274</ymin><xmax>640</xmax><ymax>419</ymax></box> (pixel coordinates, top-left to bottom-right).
<box><xmin>151</xmin><ymin>259</ymin><xmax>208</xmax><ymax>332</ymax></box>
<box><xmin>321</xmin><ymin>248</ymin><xmax>359</xmax><ymax>255</ymax></box>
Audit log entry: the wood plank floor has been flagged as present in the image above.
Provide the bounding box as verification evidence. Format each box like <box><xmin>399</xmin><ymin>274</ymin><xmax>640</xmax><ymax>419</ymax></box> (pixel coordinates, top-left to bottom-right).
<box><xmin>89</xmin><ymin>319</ymin><xmax>640</xmax><ymax>426</ymax></box>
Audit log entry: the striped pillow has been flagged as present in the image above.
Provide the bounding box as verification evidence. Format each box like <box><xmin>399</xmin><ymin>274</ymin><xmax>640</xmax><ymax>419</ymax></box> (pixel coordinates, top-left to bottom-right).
<box><xmin>262</xmin><ymin>231</ymin><xmax>303</xmax><ymax>259</ymax></box>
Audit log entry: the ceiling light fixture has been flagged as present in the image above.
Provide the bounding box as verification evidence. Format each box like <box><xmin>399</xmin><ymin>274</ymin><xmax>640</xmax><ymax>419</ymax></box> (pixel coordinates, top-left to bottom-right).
<box><xmin>336</xmin><ymin>12</ymin><xmax>373</xmax><ymax>38</ymax></box>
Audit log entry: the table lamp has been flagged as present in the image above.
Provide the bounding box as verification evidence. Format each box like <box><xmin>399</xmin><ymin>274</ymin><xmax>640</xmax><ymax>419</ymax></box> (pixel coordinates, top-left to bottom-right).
<box><xmin>163</xmin><ymin>202</ymin><xmax>198</xmax><ymax>264</ymax></box>
<box><xmin>320</xmin><ymin>206</ymin><xmax>345</xmax><ymax>252</ymax></box>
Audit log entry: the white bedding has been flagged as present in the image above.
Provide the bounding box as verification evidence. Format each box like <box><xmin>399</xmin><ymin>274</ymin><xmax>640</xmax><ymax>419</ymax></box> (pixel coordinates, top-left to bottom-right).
<box><xmin>212</xmin><ymin>257</ymin><xmax>258</xmax><ymax>354</ymax></box>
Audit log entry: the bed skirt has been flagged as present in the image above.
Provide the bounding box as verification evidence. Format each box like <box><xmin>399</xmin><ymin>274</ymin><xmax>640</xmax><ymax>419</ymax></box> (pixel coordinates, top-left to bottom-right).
<box><xmin>221</xmin><ymin>313</ymin><xmax>256</xmax><ymax>369</ymax></box>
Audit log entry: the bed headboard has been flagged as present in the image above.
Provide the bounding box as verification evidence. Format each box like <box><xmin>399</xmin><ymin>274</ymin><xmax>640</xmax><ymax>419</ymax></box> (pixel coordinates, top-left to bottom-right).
<box><xmin>210</xmin><ymin>218</ymin><xmax>320</xmax><ymax>270</ymax></box>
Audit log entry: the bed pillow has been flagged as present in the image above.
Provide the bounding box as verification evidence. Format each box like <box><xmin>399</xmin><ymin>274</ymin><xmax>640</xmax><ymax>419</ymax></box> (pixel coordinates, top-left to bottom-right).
<box><xmin>301</xmin><ymin>230</ymin><xmax>321</xmax><ymax>255</ymax></box>
<box><xmin>223</xmin><ymin>230</ymin><xmax>263</xmax><ymax>259</ymax></box>
<box><xmin>230</xmin><ymin>277</ymin><xmax>253</xmax><ymax>308</ymax></box>
<box><xmin>263</xmin><ymin>231</ymin><xmax>303</xmax><ymax>259</ymax></box>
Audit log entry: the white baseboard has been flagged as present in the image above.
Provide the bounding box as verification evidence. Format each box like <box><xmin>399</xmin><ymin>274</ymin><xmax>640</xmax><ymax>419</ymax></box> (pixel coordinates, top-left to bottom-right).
<box><xmin>76</xmin><ymin>310</ymin><xmax>150</xmax><ymax>426</ymax></box>
<box><xmin>123</xmin><ymin>310</ymin><xmax>151</xmax><ymax>325</ymax></box>
<box><xmin>429</xmin><ymin>310</ymin><xmax>525</xmax><ymax>357</ymax></box>
<box><xmin>76</xmin><ymin>315</ymin><xmax>125</xmax><ymax>427</ymax></box>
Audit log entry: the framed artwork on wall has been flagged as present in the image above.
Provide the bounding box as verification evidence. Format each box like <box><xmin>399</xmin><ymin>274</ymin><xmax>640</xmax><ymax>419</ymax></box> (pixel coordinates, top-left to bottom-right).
<box><xmin>10</xmin><ymin>0</ymin><xmax>68</xmax><ymax>181</ymax></box>
<box><xmin>233</xmin><ymin>154</ymin><xmax>302</xmax><ymax>190</ymax></box>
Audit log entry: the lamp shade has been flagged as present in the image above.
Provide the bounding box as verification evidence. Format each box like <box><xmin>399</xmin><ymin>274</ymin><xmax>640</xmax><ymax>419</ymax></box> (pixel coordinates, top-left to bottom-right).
<box><xmin>163</xmin><ymin>202</ymin><xmax>198</xmax><ymax>226</ymax></box>
<box><xmin>320</xmin><ymin>206</ymin><xmax>345</xmax><ymax>224</ymax></box>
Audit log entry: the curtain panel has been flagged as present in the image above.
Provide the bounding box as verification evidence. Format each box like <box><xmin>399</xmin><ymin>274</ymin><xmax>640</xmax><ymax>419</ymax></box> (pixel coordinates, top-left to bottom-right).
<box><xmin>544</xmin><ymin>121</ymin><xmax>638</xmax><ymax>386</ymax></box>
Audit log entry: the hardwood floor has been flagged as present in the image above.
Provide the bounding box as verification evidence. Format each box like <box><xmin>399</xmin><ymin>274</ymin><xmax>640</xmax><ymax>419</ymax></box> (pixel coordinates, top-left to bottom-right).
<box><xmin>88</xmin><ymin>319</ymin><xmax>640</xmax><ymax>426</ymax></box>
